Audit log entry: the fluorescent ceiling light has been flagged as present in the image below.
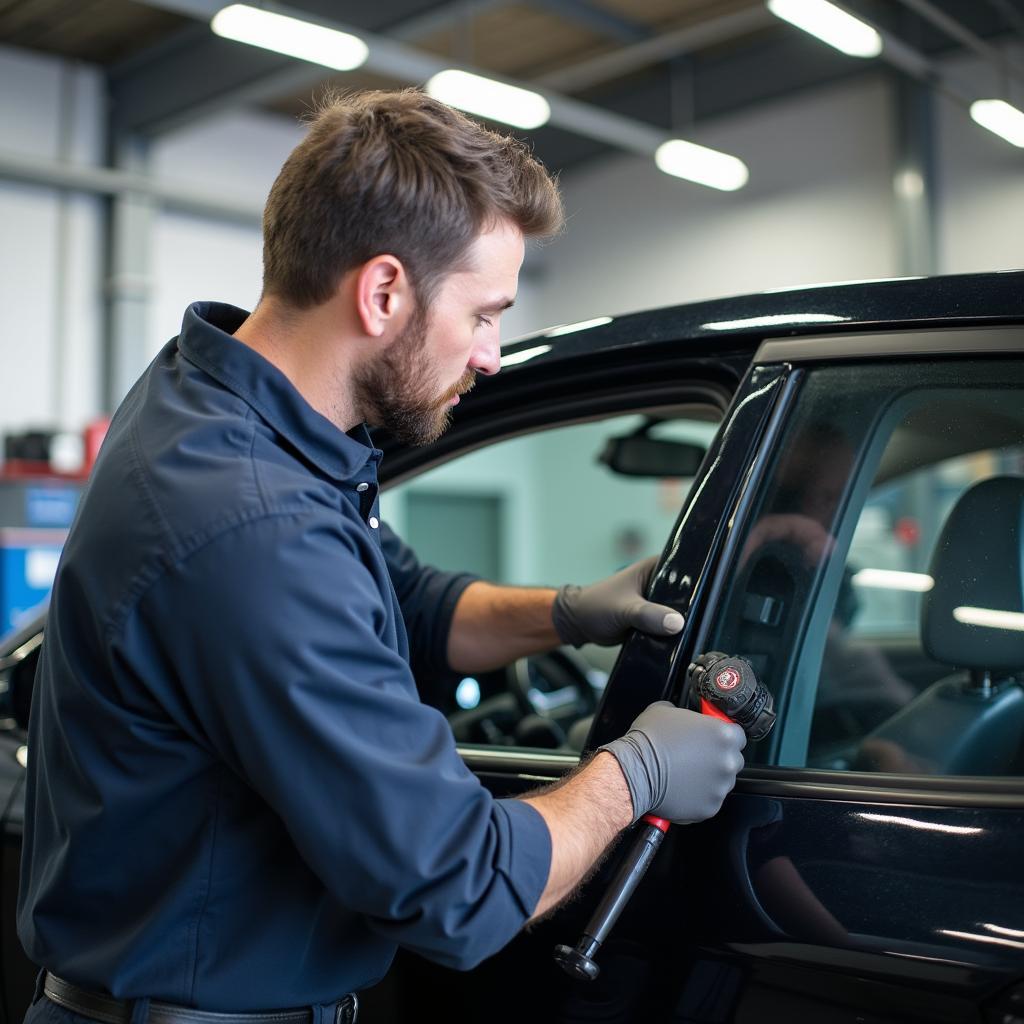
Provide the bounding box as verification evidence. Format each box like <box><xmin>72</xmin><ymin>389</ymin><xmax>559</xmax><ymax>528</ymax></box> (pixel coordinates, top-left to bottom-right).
<box><xmin>970</xmin><ymin>99</ymin><xmax>1024</xmax><ymax>148</ymax></box>
<box><xmin>852</xmin><ymin>569</ymin><xmax>934</xmax><ymax>592</ymax></box>
<box><xmin>545</xmin><ymin>317</ymin><xmax>613</xmax><ymax>338</ymax></box>
<box><xmin>984</xmin><ymin>923</ymin><xmax>1024</xmax><ymax>939</ymax></box>
<box><xmin>703</xmin><ymin>313</ymin><xmax>846</xmax><ymax>331</ymax></box>
<box><xmin>500</xmin><ymin>344</ymin><xmax>552</xmax><ymax>368</ymax></box>
<box><xmin>426</xmin><ymin>70</ymin><xmax>550</xmax><ymax>129</ymax></box>
<box><xmin>953</xmin><ymin>605</ymin><xmax>1024</xmax><ymax>632</ymax></box>
<box><xmin>767</xmin><ymin>0</ymin><xmax>883</xmax><ymax>59</ymax></box>
<box><xmin>211</xmin><ymin>5</ymin><xmax>368</xmax><ymax>71</ymax></box>
<box><xmin>655</xmin><ymin>139</ymin><xmax>749</xmax><ymax>191</ymax></box>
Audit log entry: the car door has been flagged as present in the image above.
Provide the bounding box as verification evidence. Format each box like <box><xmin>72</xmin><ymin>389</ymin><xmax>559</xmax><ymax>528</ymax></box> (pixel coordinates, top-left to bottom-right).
<box><xmin>651</xmin><ymin>328</ymin><xmax>1024</xmax><ymax>1024</ymax></box>
<box><xmin>353</xmin><ymin>331</ymin><xmax>763</xmax><ymax>1022</ymax></box>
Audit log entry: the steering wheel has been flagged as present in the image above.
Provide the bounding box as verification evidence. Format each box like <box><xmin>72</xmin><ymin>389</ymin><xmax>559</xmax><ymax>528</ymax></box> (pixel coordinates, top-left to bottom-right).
<box><xmin>446</xmin><ymin>646</ymin><xmax>599</xmax><ymax>749</ymax></box>
<box><xmin>508</xmin><ymin>646</ymin><xmax>599</xmax><ymax>719</ymax></box>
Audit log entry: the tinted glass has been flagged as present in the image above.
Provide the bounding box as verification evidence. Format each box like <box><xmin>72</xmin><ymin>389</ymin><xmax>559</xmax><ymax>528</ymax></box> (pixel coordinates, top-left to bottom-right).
<box><xmin>708</xmin><ymin>358</ymin><xmax>1024</xmax><ymax>777</ymax></box>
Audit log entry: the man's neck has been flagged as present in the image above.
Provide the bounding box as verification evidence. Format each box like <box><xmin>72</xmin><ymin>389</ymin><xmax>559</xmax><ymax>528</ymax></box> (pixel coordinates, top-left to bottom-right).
<box><xmin>233</xmin><ymin>298</ymin><xmax>362</xmax><ymax>433</ymax></box>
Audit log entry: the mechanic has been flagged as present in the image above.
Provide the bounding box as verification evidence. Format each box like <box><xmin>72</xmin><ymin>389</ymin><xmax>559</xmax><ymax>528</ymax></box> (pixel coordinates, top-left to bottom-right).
<box><xmin>18</xmin><ymin>90</ymin><xmax>746</xmax><ymax>1024</ymax></box>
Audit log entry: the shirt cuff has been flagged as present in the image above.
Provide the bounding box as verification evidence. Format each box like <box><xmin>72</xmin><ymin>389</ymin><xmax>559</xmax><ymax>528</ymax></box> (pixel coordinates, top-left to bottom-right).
<box><xmin>492</xmin><ymin>798</ymin><xmax>552</xmax><ymax>919</ymax></box>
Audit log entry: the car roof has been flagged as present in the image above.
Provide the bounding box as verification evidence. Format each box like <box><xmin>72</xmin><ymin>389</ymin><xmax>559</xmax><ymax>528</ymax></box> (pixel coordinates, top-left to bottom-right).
<box><xmin>499</xmin><ymin>270</ymin><xmax>1024</xmax><ymax>371</ymax></box>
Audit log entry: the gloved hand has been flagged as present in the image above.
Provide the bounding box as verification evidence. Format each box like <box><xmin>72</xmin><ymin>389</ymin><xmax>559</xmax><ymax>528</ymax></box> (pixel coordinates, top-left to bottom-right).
<box><xmin>598</xmin><ymin>701</ymin><xmax>746</xmax><ymax>824</ymax></box>
<box><xmin>551</xmin><ymin>555</ymin><xmax>684</xmax><ymax>647</ymax></box>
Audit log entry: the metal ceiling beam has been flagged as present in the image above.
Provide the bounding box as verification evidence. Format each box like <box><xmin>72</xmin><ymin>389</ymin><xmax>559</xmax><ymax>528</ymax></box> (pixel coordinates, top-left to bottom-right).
<box><xmin>833</xmin><ymin>1</ymin><xmax>979</xmax><ymax>103</ymax></box>
<box><xmin>110</xmin><ymin>0</ymin><xmax>654</xmax><ymax>137</ymax></box>
<box><xmin>386</xmin><ymin>0</ymin><xmax>505</xmax><ymax>41</ymax></box>
<box><xmin>892</xmin><ymin>0</ymin><xmax>1024</xmax><ymax>84</ymax></box>
<box><xmin>0</xmin><ymin>147</ymin><xmax>263</xmax><ymax>225</ymax></box>
<box><xmin>534</xmin><ymin>0</ymin><xmax>649</xmax><ymax>43</ymax></box>
<box><xmin>111</xmin><ymin>0</ymin><xmax>725</xmax><ymax>162</ymax></box>
<box><xmin>536</xmin><ymin>6</ymin><xmax>773</xmax><ymax>92</ymax></box>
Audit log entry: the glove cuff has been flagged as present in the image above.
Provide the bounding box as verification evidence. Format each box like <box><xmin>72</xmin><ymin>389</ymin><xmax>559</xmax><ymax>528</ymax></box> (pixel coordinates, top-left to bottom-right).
<box><xmin>598</xmin><ymin>733</ymin><xmax>656</xmax><ymax>825</ymax></box>
<box><xmin>551</xmin><ymin>584</ymin><xmax>586</xmax><ymax>647</ymax></box>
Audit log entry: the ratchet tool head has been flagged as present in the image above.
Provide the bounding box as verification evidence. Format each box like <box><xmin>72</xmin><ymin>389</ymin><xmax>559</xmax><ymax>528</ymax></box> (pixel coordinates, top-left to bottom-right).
<box><xmin>687</xmin><ymin>651</ymin><xmax>776</xmax><ymax>741</ymax></box>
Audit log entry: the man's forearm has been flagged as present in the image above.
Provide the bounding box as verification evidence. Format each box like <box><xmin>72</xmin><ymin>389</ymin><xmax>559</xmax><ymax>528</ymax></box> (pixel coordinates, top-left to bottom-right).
<box><xmin>521</xmin><ymin>751</ymin><xmax>634</xmax><ymax>920</ymax></box>
<box><xmin>447</xmin><ymin>580</ymin><xmax>561</xmax><ymax>673</ymax></box>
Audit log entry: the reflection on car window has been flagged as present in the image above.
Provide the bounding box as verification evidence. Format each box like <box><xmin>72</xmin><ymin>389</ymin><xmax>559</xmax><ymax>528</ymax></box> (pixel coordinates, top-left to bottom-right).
<box><xmin>381</xmin><ymin>410</ymin><xmax>719</xmax><ymax>752</ymax></box>
<box><xmin>709</xmin><ymin>361</ymin><xmax>1024</xmax><ymax>778</ymax></box>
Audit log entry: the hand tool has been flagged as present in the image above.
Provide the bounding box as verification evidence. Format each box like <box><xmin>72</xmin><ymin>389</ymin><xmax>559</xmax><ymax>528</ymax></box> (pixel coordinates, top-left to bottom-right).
<box><xmin>552</xmin><ymin>651</ymin><xmax>775</xmax><ymax>981</ymax></box>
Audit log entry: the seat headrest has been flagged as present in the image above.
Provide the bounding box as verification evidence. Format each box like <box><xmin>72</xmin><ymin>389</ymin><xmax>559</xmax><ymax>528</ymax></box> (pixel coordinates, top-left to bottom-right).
<box><xmin>921</xmin><ymin>476</ymin><xmax>1024</xmax><ymax>672</ymax></box>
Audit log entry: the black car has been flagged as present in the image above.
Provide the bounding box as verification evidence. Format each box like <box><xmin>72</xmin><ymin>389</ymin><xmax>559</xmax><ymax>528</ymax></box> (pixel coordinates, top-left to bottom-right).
<box><xmin>3</xmin><ymin>271</ymin><xmax>1024</xmax><ymax>1023</ymax></box>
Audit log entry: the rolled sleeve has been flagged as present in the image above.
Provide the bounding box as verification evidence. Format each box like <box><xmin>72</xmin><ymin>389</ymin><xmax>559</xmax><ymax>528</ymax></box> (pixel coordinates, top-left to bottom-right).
<box><xmin>490</xmin><ymin>799</ymin><xmax>551</xmax><ymax>923</ymax></box>
<box><xmin>379</xmin><ymin>521</ymin><xmax>479</xmax><ymax>683</ymax></box>
<box><xmin>136</xmin><ymin>510</ymin><xmax>550</xmax><ymax>969</ymax></box>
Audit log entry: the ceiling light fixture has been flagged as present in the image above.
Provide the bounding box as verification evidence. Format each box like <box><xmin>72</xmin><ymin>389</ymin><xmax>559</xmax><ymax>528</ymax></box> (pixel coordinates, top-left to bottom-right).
<box><xmin>970</xmin><ymin>99</ymin><xmax>1024</xmax><ymax>147</ymax></box>
<box><xmin>655</xmin><ymin>139</ymin><xmax>749</xmax><ymax>191</ymax></box>
<box><xmin>766</xmin><ymin>0</ymin><xmax>883</xmax><ymax>59</ymax></box>
<box><xmin>211</xmin><ymin>5</ymin><xmax>369</xmax><ymax>71</ymax></box>
<box><xmin>426</xmin><ymin>70</ymin><xmax>551</xmax><ymax>130</ymax></box>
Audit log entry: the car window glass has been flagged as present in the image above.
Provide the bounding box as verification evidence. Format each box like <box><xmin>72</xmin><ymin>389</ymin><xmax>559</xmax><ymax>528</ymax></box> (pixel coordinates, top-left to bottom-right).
<box><xmin>381</xmin><ymin>411</ymin><xmax>719</xmax><ymax>752</ymax></box>
<box><xmin>707</xmin><ymin>360</ymin><xmax>1024</xmax><ymax>778</ymax></box>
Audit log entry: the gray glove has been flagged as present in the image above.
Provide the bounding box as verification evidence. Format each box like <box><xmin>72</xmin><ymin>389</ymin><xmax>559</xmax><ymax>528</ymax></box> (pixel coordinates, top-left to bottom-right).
<box><xmin>599</xmin><ymin>701</ymin><xmax>746</xmax><ymax>824</ymax></box>
<box><xmin>552</xmin><ymin>555</ymin><xmax>684</xmax><ymax>647</ymax></box>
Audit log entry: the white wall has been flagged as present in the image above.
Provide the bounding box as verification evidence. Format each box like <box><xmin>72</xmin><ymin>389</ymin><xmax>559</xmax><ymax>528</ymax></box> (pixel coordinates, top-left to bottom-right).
<box><xmin>526</xmin><ymin>74</ymin><xmax>901</xmax><ymax>328</ymax></box>
<box><xmin>149</xmin><ymin>110</ymin><xmax>306</xmax><ymax>355</ymax></box>
<box><xmin>0</xmin><ymin>44</ymin><xmax>104</xmax><ymax>435</ymax></box>
<box><xmin>935</xmin><ymin>45</ymin><xmax>1024</xmax><ymax>274</ymax></box>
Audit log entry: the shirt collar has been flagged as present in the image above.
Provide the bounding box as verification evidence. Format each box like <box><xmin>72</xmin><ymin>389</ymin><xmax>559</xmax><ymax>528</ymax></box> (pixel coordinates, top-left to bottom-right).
<box><xmin>176</xmin><ymin>301</ymin><xmax>381</xmax><ymax>484</ymax></box>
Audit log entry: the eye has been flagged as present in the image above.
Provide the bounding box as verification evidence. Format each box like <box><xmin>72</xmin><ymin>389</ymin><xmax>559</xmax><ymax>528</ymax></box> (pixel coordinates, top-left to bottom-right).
<box><xmin>475</xmin><ymin>314</ymin><xmax>493</xmax><ymax>328</ymax></box>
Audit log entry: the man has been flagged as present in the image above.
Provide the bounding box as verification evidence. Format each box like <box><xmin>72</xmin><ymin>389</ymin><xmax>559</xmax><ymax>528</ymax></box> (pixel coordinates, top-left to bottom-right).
<box><xmin>19</xmin><ymin>91</ymin><xmax>745</xmax><ymax>1023</ymax></box>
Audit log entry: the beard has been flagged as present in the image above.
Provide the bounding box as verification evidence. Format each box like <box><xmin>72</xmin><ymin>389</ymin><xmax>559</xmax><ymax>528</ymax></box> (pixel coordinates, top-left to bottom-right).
<box><xmin>353</xmin><ymin>303</ymin><xmax>476</xmax><ymax>446</ymax></box>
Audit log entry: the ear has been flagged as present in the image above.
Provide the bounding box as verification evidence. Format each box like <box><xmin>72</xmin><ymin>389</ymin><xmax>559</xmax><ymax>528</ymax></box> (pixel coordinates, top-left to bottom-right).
<box><xmin>354</xmin><ymin>255</ymin><xmax>411</xmax><ymax>338</ymax></box>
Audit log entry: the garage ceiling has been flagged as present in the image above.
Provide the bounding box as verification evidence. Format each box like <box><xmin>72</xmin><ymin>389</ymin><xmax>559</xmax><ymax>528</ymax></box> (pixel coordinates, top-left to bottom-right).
<box><xmin>1</xmin><ymin>0</ymin><xmax>1023</xmax><ymax>175</ymax></box>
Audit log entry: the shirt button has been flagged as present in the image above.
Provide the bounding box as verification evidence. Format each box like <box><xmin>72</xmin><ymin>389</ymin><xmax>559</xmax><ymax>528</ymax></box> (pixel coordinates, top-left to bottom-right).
<box><xmin>356</xmin><ymin>483</ymin><xmax>369</xmax><ymax>493</ymax></box>
<box><xmin>369</xmin><ymin>516</ymin><xmax>379</xmax><ymax>529</ymax></box>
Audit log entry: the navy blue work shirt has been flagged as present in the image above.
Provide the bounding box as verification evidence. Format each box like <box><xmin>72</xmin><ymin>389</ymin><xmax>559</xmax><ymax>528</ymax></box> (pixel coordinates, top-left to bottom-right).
<box><xmin>17</xmin><ymin>302</ymin><xmax>551</xmax><ymax>1011</ymax></box>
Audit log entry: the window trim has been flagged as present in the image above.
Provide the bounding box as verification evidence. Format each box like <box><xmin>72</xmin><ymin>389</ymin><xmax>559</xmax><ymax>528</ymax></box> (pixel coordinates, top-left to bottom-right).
<box><xmin>738</xmin><ymin>766</ymin><xmax>1024</xmax><ymax>807</ymax></box>
<box><xmin>756</xmin><ymin>326</ymin><xmax>1024</xmax><ymax>365</ymax></box>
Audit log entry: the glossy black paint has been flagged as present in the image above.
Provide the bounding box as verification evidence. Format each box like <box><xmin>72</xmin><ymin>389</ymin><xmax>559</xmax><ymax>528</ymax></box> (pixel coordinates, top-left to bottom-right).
<box><xmin>4</xmin><ymin>271</ymin><xmax>1024</xmax><ymax>1023</ymax></box>
<box><xmin>588</xmin><ymin>364</ymin><xmax>792</xmax><ymax>750</ymax></box>
<box><xmin>498</xmin><ymin>270</ymin><xmax>1024</xmax><ymax>371</ymax></box>
<box><xmin>670</xmin><ymin>792</ymin><xmax>1024</xmax><ymax>1021</ymax></box>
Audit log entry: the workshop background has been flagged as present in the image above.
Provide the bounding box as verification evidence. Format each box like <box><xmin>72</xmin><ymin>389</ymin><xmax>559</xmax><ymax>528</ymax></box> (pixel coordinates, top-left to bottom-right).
<box><xmin>0</xmin><ymin>0</ymin><xmax>1023</xmax><ymax>622</ymax></box>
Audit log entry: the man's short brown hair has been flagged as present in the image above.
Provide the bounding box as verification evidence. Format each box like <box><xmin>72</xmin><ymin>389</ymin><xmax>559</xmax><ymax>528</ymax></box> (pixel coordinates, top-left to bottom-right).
<box><xmin>261</xmin><ymin>89</ymin><xmax>564</xmax><ymax>308</ymax></box>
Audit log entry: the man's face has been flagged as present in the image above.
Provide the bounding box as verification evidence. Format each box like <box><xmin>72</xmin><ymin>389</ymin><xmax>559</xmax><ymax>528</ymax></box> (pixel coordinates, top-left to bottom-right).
<box><xmin>356</xmin><ymin>219</ymin><xmax>524</xmax><ymax>445</ymax></box>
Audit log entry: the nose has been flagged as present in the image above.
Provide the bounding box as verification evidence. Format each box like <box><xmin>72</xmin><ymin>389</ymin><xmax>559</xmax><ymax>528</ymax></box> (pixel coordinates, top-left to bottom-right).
<box><xmin>469</xmin><ymin>333</ymin><xmax>501</xmax><ymax>376</ymax></box>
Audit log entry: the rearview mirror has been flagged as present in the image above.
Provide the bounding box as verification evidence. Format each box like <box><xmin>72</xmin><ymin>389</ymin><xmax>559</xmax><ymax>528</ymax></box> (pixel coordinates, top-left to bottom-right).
<box><xmin>598</xmin><ymin>430</ymin><xmax>706</xmax><ymax>478</ymax></box>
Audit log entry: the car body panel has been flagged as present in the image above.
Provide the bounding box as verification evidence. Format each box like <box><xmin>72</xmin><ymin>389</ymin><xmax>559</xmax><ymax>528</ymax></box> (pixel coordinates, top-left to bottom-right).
<box><xmin>5</xmin><ymin>271</ymin><xmax>1024</xmax><ymax>1022</ymax></box>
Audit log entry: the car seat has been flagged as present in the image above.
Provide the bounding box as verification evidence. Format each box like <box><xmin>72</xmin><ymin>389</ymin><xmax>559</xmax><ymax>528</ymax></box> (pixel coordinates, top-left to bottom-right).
<box><xmin>853</xmin><ymin>476</ymin><xmax>1024</xmax><ymax>775</ymax></box>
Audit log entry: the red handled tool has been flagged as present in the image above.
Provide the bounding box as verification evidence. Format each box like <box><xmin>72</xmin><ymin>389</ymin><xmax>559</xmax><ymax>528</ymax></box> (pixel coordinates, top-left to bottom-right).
<box><xmin>552</xmin><ymin>652</ymin><xmax>775</xmax><ymax>982</ymax></box>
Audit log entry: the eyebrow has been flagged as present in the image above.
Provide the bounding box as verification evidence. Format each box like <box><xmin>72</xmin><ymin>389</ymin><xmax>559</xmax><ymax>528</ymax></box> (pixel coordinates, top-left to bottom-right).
<box><xmin>476</xmin><ymin>297</ymin><xmax>516</xmax><ymax>314</ymax></box>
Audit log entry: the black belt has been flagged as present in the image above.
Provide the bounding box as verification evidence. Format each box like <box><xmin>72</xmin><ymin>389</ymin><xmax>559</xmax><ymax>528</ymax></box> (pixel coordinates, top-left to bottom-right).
<box><xmin>42</xmin><ymin>975</ymin><xmax>357</xmax><ymax>1024</ymax></box>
